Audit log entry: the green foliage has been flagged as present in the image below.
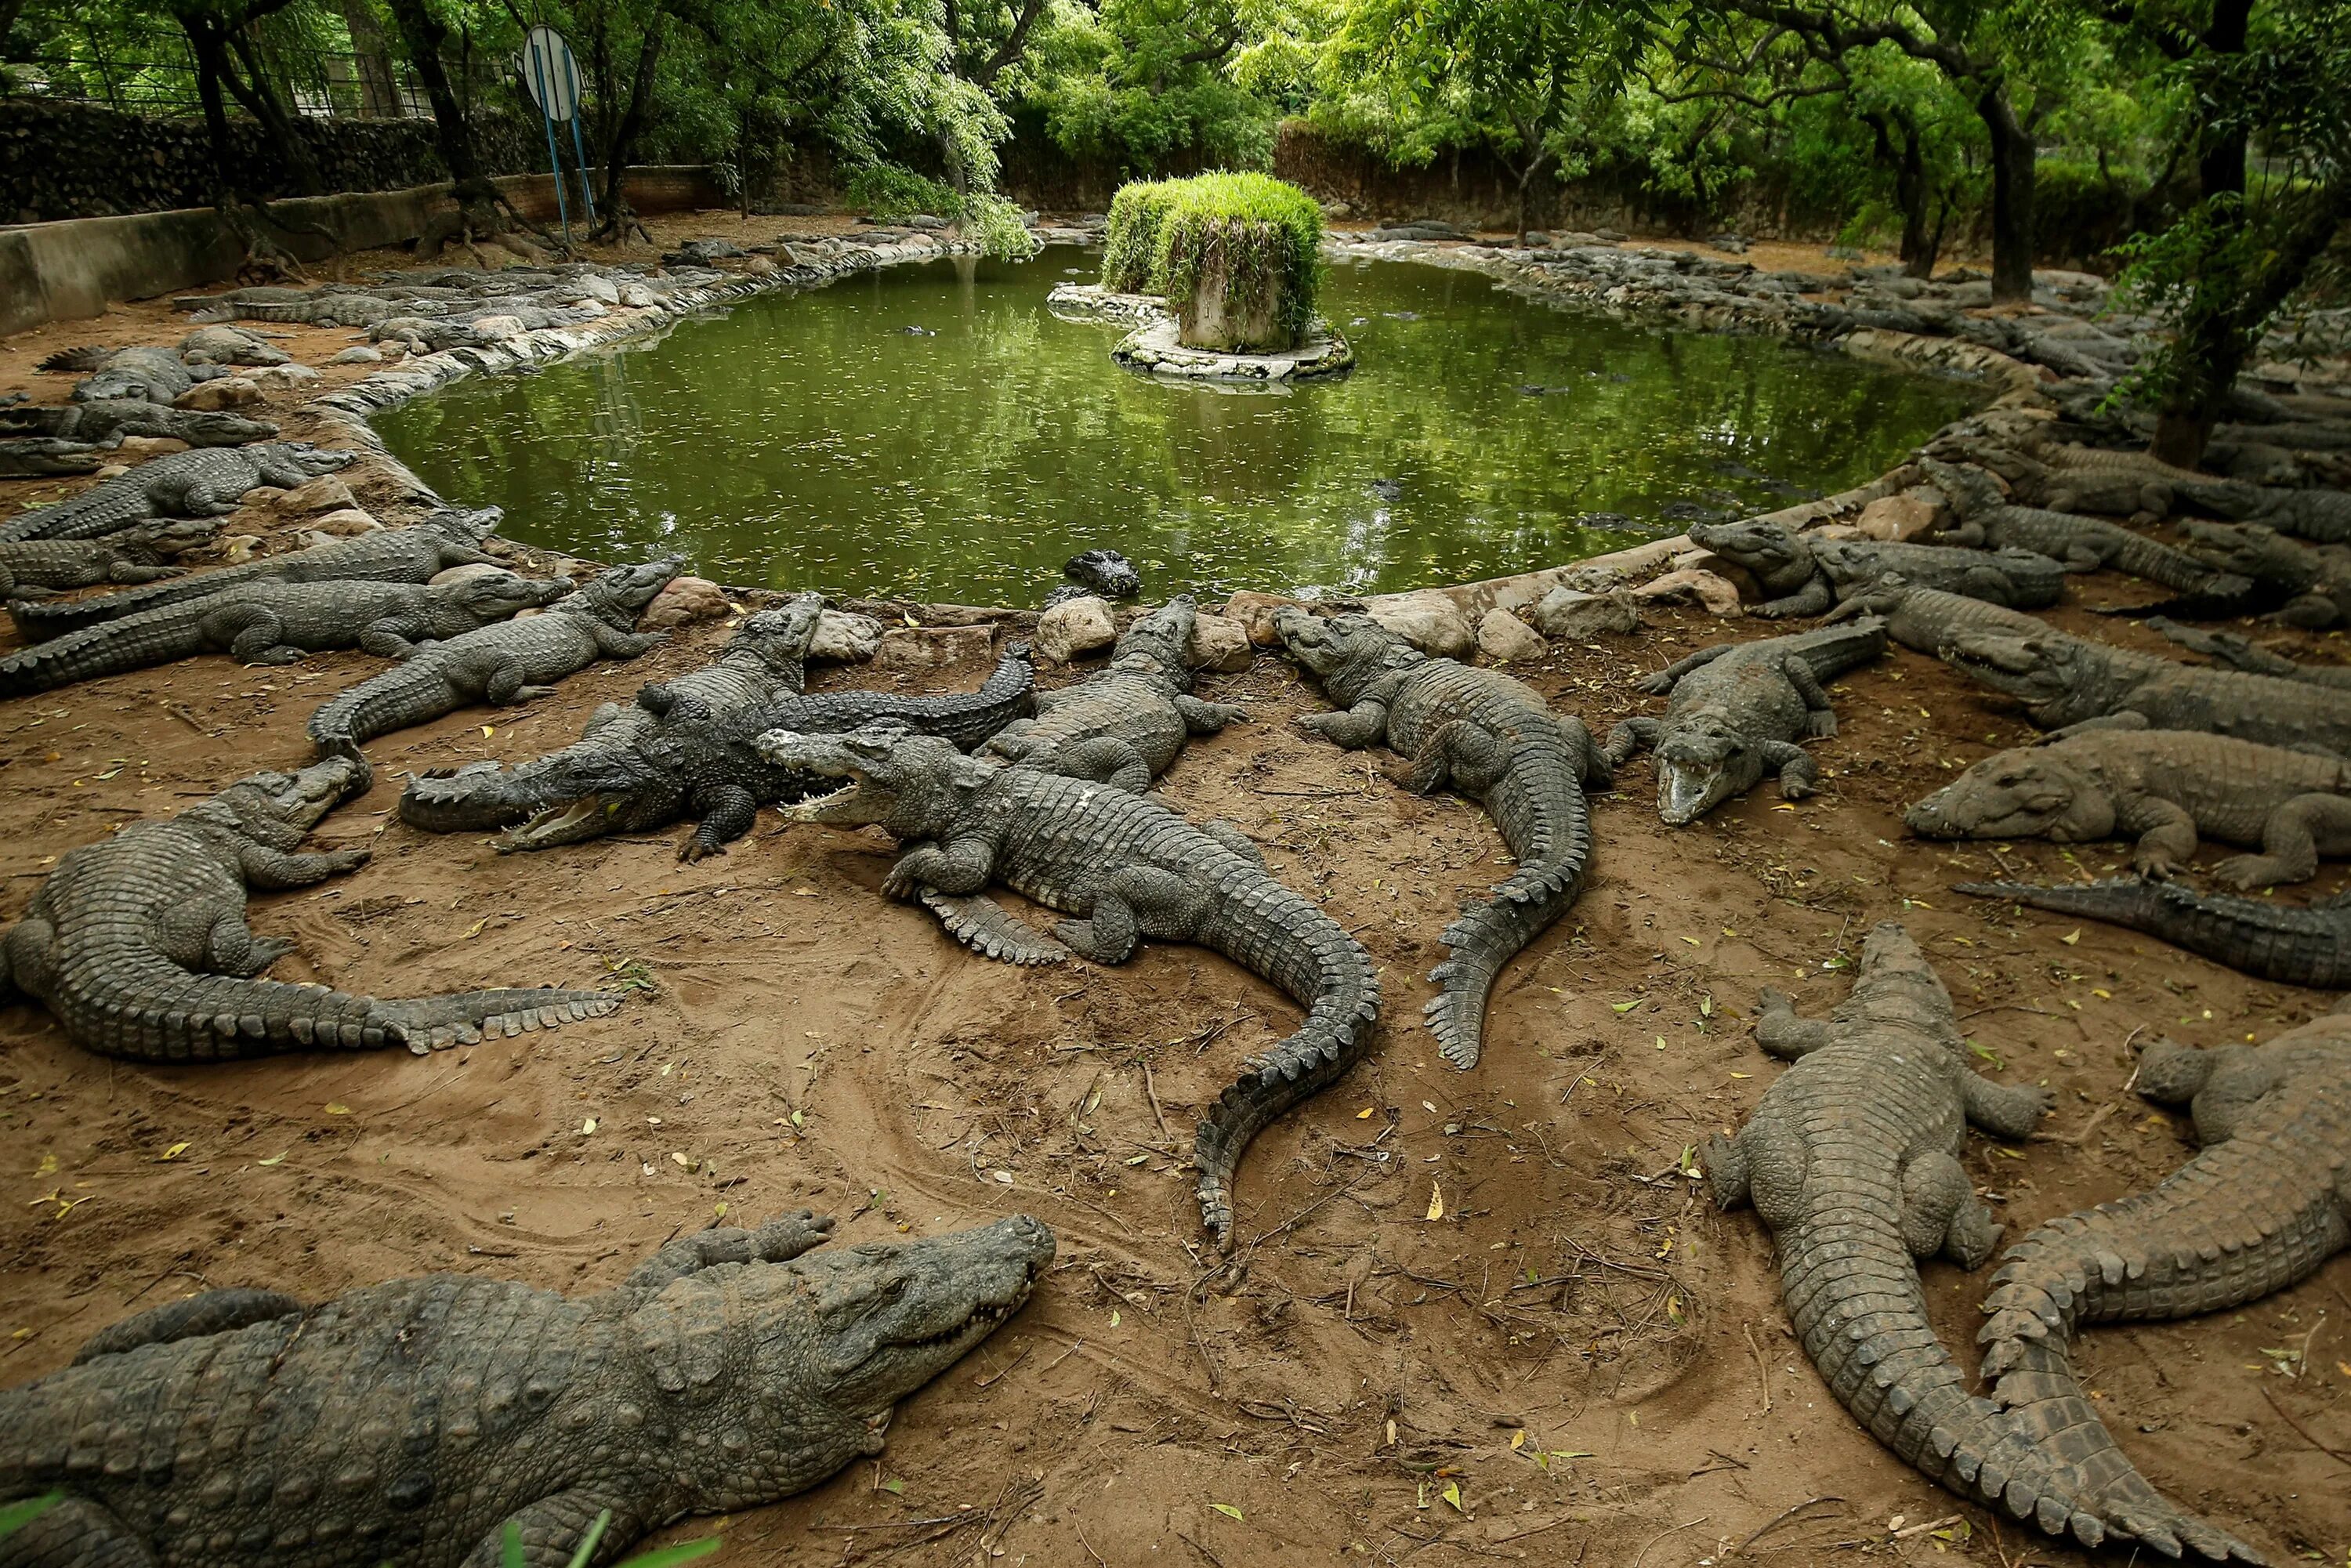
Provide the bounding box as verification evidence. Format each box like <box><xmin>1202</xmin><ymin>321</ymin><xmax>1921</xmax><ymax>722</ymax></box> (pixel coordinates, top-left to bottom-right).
<box><xmin>1101</xmin><ymin>177</ymin><xmax>1186</xmax><ymax>291</ymax></box>
<box><xmin>846</xmin><ymin>161</ymin><xmax>1038</xmax><ymax>260</ymax></box>
<box><xmin>500</xmin><ymin>1509</ymin><xmax>720</xmax><ymax>1568</ymax></box>
<box><xmin>1023</xmin><ymin>0</ymin><xmax>1281</xmax><ymax>175</ymax></box>
<box><xmin>1152</xmin><ymin>171</ymin><xmax>1324</xmax><ymax>344</ymax></box>
<box><xmin>0</xmin><ymin>1493</ymin><xmax>63</xmax><ymax>1540</ymax></box>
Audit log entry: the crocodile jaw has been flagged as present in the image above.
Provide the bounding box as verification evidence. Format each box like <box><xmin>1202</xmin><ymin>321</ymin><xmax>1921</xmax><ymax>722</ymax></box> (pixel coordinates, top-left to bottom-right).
<box><xmin>498</xmin><ymin>795</ymin><xmax>629</xmax><ymax>852</ymax></box>
<box><xmin>1657</xmin><ymin>761</ymin><xmax>1732</xmax><ymax>825</ymax></box>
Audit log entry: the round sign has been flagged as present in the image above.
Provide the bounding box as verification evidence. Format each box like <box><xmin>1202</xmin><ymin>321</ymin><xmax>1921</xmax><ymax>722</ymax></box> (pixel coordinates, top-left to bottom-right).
<box><xmin>521</xmin><ymin>26</ymin><xmax>581</xmax><ymax>123</ymax></box>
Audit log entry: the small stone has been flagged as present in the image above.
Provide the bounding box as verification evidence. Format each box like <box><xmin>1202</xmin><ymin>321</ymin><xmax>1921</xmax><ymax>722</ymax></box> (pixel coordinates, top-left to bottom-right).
<box><xmin>639</xmin><ymin>576</ymin><xmax>731</xmax><ymax>628</ymax></box>
<box><xmin>1222</xmin><ymin>591</ymin><xmax>1302</xmax><ymax>646</ymax></box>
<box><xmin>275</xmin><ymin>476</ymin><xmax>358</xmax><ymax>516</ymax></box>
<box><xmin>1366</xmin><ymin>592</ymin><xmax>1475</xmax><ymax>659</ymax></box>
<box><xmin>1186</xmin><ymin>613</ymin><xmax>1254</xmax><ymax>673</ymax></box>
<box><xmin>1531</xmin><ymin>586</ymin><xmax>1642</xmax><ymax>639</ymax></box>
<box><xmin>1476</xmin><ymin>607</ymin><xmax>1547</xmax><ymax>664</ymax></box>
<box><xmin>112</xmin><ymin>436</ymin><xmax>190</xmax><ymax>461</ymax></box>
<box><xmin>242</xmin><ymin>364</ymin><xmax>320</xmax><ymax>390</ymax></box>
<box><xmin>876</xmin><ymin>624</ymin><xmax>995</xmax><ymax>671</ymax></box>
<box><xmin>1854</xmin><ymin>491</ymin><xmax>1943</xmax><ymax>542</ymax></box>
<box><xmin>328</xmin><ymin>346</ymin><xmax>384</xmax><ymax>365</ymax></box>
<box><xmin>810</xmin><ymin>610</ymin><xmax>883</xmax><ymax>663</ymax></box>
<box><xmin>95</xmin><ymin>463</ymin><xmax>130</xmax><ymax>480</ymax></box>
<box><xmin>305</xmin><ymin>508</ymin><xmax>381</xmax><ymax>538</ymax></box>
<box><xmin>172</xmin><ymin>377</ymin><xmax>261</xmax><ymax>411</ymax></box>
<box><xmin>1035</xmin><ymin>596</ymin><xmax>1118</xmax><ymax>663</ymax></box>
<box><xmin>1633</xmin><ymin>568</ymin><xmax>1744</xmax><ymax>617</ymax></box>
<box><xmin>432</xmin><ymin>562</ymin><xmax>515</xmax><ymax>587</ymax></box>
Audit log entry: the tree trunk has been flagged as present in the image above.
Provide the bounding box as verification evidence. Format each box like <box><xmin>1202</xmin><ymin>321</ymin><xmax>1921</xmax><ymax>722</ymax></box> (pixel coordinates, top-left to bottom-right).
<box><xmin>1977</xmin><ymin>85</ymin><xmax>2035</xmax><ymax>303</ymax></box>
<box><xmin>2197</xmin><ymin>0</ymin><xmax>2252</xmax><ymax>201</ymax></box>
<box><xmin>1866</xmin><ymin>109</ymin><xmax>1937</xmax><ymax>279</ymax></box>
<box><xmin>381</xmin><ymin>0</ymin><xmax>483</xmax><ymax>190</ymax></box>
<box><xmin>223</xmin><ymin>28</ymin><xmax>324</xmax><ymax>195</ymax></box>
<box><xmin>338</xmin><ymin>0</ymin><xmax>401</xmax><ymax>118</ymax></box>
<box><xmin>592</xmin><ymin>12</ymin><xmax>665</xmax><ymax>243</ymax></box>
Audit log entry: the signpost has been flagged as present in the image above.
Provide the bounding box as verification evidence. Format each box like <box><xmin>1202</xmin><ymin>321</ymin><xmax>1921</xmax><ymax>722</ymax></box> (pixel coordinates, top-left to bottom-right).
<box><xmin>520</xmin><ymin>25</ymin><xmax>596</xmax><ymax>243</ymax></box>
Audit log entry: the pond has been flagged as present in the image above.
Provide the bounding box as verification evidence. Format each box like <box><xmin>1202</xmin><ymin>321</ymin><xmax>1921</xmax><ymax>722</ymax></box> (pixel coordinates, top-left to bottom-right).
<box><xmin>375</xmin><ymin>245</ymin><xmax>1981</xmax><ymax>604</ymax></box>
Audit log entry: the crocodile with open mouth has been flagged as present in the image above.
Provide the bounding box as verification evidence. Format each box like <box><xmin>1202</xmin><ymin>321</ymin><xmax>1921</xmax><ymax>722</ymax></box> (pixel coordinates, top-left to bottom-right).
<box><xmin>762</xmin><ymin>726</ymin><xmax>1378</xmax><ymax>1248</ymax></box>
<box><xmin>0</xmin><ymin>1210</ymin><xmax>1053</xmax><ymax>1566</ymax></box>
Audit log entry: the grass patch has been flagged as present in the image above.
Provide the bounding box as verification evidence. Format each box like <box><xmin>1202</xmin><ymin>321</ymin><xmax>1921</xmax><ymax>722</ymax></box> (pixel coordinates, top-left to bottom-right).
<box><xmin>1102</xmin><ymin>172</ymin><xmax>1324</xmax><ymax>347</ymax></box>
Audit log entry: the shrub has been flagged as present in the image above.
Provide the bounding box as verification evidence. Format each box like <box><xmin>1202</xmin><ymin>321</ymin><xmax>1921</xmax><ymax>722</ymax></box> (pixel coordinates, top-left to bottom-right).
<box><xmin>1154</xmin><ymin>172</ymin><xmax>1325</xmax><ymax>349</ymax></box>
<box><xmin>843</xmin><ymin>163</ymin><xmax>1040</xmax><ymax>262</ymax></box>
<box><xmin>1100</xmin><ymin>178</ymin><xmax>1183</xmax><ymax>292</ymax></box>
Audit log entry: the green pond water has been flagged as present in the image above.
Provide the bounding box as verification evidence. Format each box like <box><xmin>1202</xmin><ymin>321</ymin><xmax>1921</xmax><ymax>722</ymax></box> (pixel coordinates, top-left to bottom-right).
<box><xmin>375</xmin><ymin>245</ymin><xmax>1981</xmax><ymax>603</ymax></box>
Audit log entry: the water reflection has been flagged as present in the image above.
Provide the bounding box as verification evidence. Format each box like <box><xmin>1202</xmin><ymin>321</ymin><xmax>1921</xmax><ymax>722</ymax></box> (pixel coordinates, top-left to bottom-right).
<box><xmin>375</xmin><ymin>245</ymin><xmax>1980</xmax><ymax>603</ymax></box>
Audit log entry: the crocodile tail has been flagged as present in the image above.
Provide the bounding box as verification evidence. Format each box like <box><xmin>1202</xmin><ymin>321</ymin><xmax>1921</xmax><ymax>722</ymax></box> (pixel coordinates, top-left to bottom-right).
<box><xmin>1193</xmin><ymin>917</ymin><xmax>1381</xmax><ymax>1249</ymax></box>
<box><xmin>1777</xmin><ymin>1208</ymin><xmax>2125</xmax><ymax>1555</ymax></box>
<box><xmin>1425</xmin><ymin>738</ymin><xmax>1594</xmax><ymax>1069</ymax></box>
<box><xmin>0</xmin><ymin>615</ymin><xmax>190</xmax><ymax>697</ymax></box>
<box><xmin>1955</xmin><ymin>878</ymin><xmax>2351</xmax><ymax>987</ymax></box>
<box><xmin>399</xmin><ymin>760</ymin><xmax>526</xmax><ymax>833</ymax></box>
<box><xmin>309</xmin><ymin>661</ymin><xmax>446</xmax><ymax>759</ymax></box>
<box><xmin>48</xmin><ymin>954</ymin><xmax>408</xmax><ymax>1061</ymax></box>
<box><xmin>369</xmin><ymin>987</ymin><xmax>621</xmax><ymax>1051</ymax></box>
<box><xmin>37</xmin><ymin>346</ymin><xmax>113</xmax><ymax>374</ymax></box>
<box><xmin>2116</xmin><ymin>534</ymin><xmax>2258</xmax><ymax>602</ymax></box>
<box><xmin>8</xmin><ymin>559</ymin><xmax>270</xmax><ymax>639</ymax></box>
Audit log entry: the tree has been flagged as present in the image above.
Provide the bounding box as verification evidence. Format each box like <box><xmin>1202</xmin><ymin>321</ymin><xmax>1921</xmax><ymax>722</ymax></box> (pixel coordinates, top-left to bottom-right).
<box><xmin>1324</xmin><ymin>0</ymin><xmax>1649</xmax><ymax>244</ymax></box>
<box><xmin>382</xmin><ymin>0</ymin><xmax>549</xmax><ymax>257</ymax></box>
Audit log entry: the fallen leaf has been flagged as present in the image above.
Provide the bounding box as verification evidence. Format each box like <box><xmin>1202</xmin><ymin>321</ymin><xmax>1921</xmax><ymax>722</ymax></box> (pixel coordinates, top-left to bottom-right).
<box><xmin>33</xmin><ymin>1153</ymin><xmax>56</xmax><ymax>1178</ymax></box>
<box><xmin>580</xmin><ymin>1118</ymin><xmax>598</xmax><ymax>1135</ymax></box>
<box><xmin>1679</xmin><ymin>936</ymin><xmax>1700</xmax><ymax>947</ymax></box>
<box><xmin>1357</xmin><ymin>1106</ymin><xmax>1375</xmax><ymax>1119</ymax></box>
<box><xmin>324</xmin><ymin>1103</ymin><xmax>350</xmax><ymax>1115</ymax></box>
<box><xmin>464</xmin><ymin>917</ymin><xmax>487</xmax><ymax>939</ymax></box>
<box><xmin>882</xmin><ymin>1479</ymin><xmax>904</xmax><ymax>1496</ymax></box>
<box><xmin>255</xmin><ymin>1152</ymin><xmax>287</xmax><ymax>1167</ymax></box>
<box><xmin>158</xmin><ymin>1143</ymin><xmax>189</xmax><ymax>1161</ymax></box>
<box><xmin>1771</xmin><ymin>802</ymin><xmax>1796</xmax><ymax>812</ymax></box>
<box><xmin>1610</xmin><ymin>998</ymin><xmax>1643</xmax><ymax>1013</ymax></box>
<box><xmin>1109</xmin><ymin>1309</ymin><xmax>1121</xmax><ymax>1327</ymax></box>
<box><xmin>1440</xmin><ymin>1483</ymin><xmax>1464</xmax><ymax>1514</ymax></box>
<box><xmin>1209</xmin><ymin>1504</ymin><xmax>1244</xmax><ymax>1522</ymax></box>
<box><xmin>993</xmin><ymin>1169</ymin><xmax>1014</xmax><ymax>1184</ymax></box>
<box><xmin>2059</xmin><ymin>929</ymin><xmax>2081</xmax><ymax>946</ymax></box>
<box><xmin>1425</xmin><ymin>1180</ymin><xmax>1444</xmax><ymax>1222</ymax></box>
<box><xmin>480</xmin><ymin>726</ymin><xmax>495</xmax><ymax>738</ymax></box>
<box><xmin>1509</xmin><ymin>1429</ymin><xmax>1526</xmax><ymax>1451</ymax></box>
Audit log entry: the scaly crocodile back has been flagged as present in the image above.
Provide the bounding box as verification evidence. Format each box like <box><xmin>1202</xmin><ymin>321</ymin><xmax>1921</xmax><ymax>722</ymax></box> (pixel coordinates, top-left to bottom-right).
<box><xmin>0</xmin><ymin>592</ymin><xmax>218</xmax><ymax>696</ymax></box>
<box><xmin>309</xmin><ymin>615</ymin><xmax>600</xmax><ymax>759</ymax></box>
<box><xmin>1972</xmin><ymin>1030</ymin><xmax>2349</xmax><ymax>1563</ymax></box>
<box><xmin>1956</xmin><ymin>878</ymin><xmax>2351</xmax><ymax>987</ymax></box>
<box><xmin>1387</xmin><ymin>661</ymin><xmax>1598</xmax><ymax>1069</ymax></box>
<box><xmin>1876</xmin><ymin>586</ymin><xmax>2062</xmax><ymax>653</ymax></box>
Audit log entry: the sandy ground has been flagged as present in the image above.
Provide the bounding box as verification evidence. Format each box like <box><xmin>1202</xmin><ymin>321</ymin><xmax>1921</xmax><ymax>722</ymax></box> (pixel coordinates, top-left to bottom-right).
<box><xmin>0</xmin><ymin>215</ymin><xmax>2344</xmax><ymax>1568</ymax></box>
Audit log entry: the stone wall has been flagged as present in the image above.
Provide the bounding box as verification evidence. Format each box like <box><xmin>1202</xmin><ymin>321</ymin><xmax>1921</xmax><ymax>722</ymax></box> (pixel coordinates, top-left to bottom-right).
<box><xmin>0</xmin><ymin>98</ymin><xmax>545</xmax><ymax>224</ymax></box>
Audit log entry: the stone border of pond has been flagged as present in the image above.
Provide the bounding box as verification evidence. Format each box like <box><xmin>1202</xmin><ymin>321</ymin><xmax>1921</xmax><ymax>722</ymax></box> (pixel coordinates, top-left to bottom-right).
<box><xmin>1047</xmin><ymin>281</ymin><xmax>1353</xmax><ymax>384</ymax></box>
<box><xmin>292</xmin><ymin>224</ymin><xmax>2046</xmax><ymax>631</ymax></box>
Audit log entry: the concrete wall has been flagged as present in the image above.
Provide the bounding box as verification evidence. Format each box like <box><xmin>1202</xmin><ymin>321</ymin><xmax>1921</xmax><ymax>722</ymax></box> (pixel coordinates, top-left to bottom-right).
<box><xmin>0</xmin><ymin>165</ymin><xmax>729</xmax><ymax>340</ymax></box>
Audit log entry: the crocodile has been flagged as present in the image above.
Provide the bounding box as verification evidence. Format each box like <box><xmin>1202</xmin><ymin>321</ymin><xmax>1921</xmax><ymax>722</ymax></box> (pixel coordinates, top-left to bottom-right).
<box><xmin>1606</xmin><ymin>621</ymin><xmax>1887</xmax><ymax>823</ymax></box>
<box><xmin>2176</xmin><ymin>521</ymin><xmax>2351</xmax><ymax>627</ymax></box>
<box><xmin>1043</xmin><ymin>547</ymin><xmax>1143</xmax><ymax>607</ymax></box>
<box><xmin>1919</xmin><ymin>458</ymin><xmax>2254</xmax><ymax>607</ymax></box>
<box><xmin>980</xmin><ymin>596</ymin><xmax>1244</xmax><ymax>788</ymax></box>
<box><xmin>0</xmin><ymin>571</ymin><xmax>569</xmax><ymax>699</ymax></box>
<box><xmin>0</xmin><ymin>755</ymin><xmax>620</xmax><ymax>1062</ymax></box>
<box><xmin>0</xmin><ymin>1209</ymin><xmax>1052</xmax><ymax>1566</ymax></box>
<box><xmin>178</xmin><ymin>324</ymin><xmax>292</xmax><ymax>366</ymax></box>
<box><xmin>0</xmin><ymin>437</ymin><xmax>102</xmax><ymax>478</ymax></box>
<box><xmin>1907</xmin><ymin>730</ymin><xmax>2351</xmax><ymax>887</ymax></box>
<box><xmin>478</xmin><ymin>644</ymin><xmax>1035</xmax><ymax>860</ymax></box>
<box><xmin>1273</xmin><ymin>608</ymin><xmax>1608</xmax><ymax>1070</ymax></box>
<box><xmin>1822</xmin><ymin>581</ymin><xmax>2051</xmax><ymax>654</ymax></box>
<box><xmin>764</xmin><ymin>726</ymin><xmax>1379</xmax><ymax>1248</ymax></box>
<box><xmin>0</xmin><ymin>444</ymin><xmax>355</xmax><ymax>546</ymax></box>
<box><xmin>0</xmin><ymin>397</ymin><xmax>279</xmax><ymax>449</ymax></box>
<box><xmin>399</xmin><ymin>594</ymin><xmax>828</xmax><ymax>837</ymax></box>
<box><xmin>37</xmin><ymin>344</ymin><xmax>219</xmax><ymax>404</ymax></box>
<box><xmin>2147</xmin><ymin>617</ymin><xmax>2351</xmax><ymax>690</ymax></box>
<box><xmin>1940</xmin><ymin>628</ymin><xmax>2351</xmax><ymax>754</ymax></box>
<box><xmin>1705</xmin><ymin>922</ymin><xmax>2164</xmax><ymax>1554</ymax></box>
<box><xmin>9</xmin><ymin>509</ymin><xmax>503</xmax><ymax>641</ymax></box>
<box><xmin>1954</xmin><ymin>876</ymin><xmax>2351</xmax><ymax>987</ymax></box>
<box><xmin>306</xmin><ymin>559</ymin><xmax>680</xmax><ymax>765</ymax></box>
<box><xmin>0</xmin><ymin>520</ymin><xmax>217</xmax><ymax>597</ymax></box>
<box><xmin>1969</xmin><ymin>1030</ymin><xmax>2351</xmax><ymax>1564</ymax></box>
<box><xmin>1686</xmin><ymin>518</ymin><xmax>2065</xmax><ymax>618</ymax></box>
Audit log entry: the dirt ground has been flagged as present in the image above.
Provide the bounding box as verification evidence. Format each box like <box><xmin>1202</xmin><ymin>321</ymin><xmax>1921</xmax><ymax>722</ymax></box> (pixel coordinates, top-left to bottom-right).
<box><xmin>0</xmin><ymin>217</ymin><xmax>2344</xmax><ymax>1568</ymax></box>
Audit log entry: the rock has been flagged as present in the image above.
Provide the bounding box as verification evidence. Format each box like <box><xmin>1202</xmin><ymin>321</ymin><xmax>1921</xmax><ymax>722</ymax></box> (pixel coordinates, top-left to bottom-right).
<box><xmin>810</xmin><ymin>609</ymin><xmax>884</xmax><ymax>663</ymax></box>
<box><xmin>1366</xmin><ymin>592</ymin><xmax>1475</xmax><ymax>659</ymax></box>
<box><xmin>1632</xmin><ymin>568</ymin><xmax>1744</xmax><ymax>617</ymax></box>
<box><xmin>1035</xmin><ymin>596</ymin><xmax>1118</xmax><ymax>663</ymax></box>
<box><xmin>1530</xmin><ymin>586</ymin><xmax>1642</xmax><ymax>640</ymax></box>
<box><xmin>94</xmin><ymin>463</ymin><xmax>130</xmax><ymax>480</ymax></box>
<box><xmin>242</xmin><ymin>364</ymin><xmax>320</xmax><ymax>391</ymax></box>
<box><xmin>218</xmin><ymin>534</ymin><xmax>263</xmax><ymax>563</ymax></box>
<box><xmin>1221</xmin><ymin>591</ymin><xmax>1302</xmax><ymax>646</ymax></box>
<box><xmin>111</xmin><ymin>436</ymin><xmax>190</xmax><ymax>461</ymax></box>
<box><xmin>1186</xmin><ymin>613</ymin><xmax>1254</xmax><ymax>673</ymax></box>
<box><xmin>740</xmin><ymin>256</ymin><xmax>779</xmax><ymax>277</ymax></box>
<box><xmin>1853</xmin><ymin>487</ymin><xmax>1947</xmax><ymax>542</ymax></box>
<box><xmin>1476</xmin><ymin>607</ymin><xmax>1548</xmax><ymax>664</ymax></box>
<box><xmin>274</xmin><ymin>476</ymin><xmax>359</xmax><ymax>516</ymax></box>
<box><xmin>172</xmin><ymin>377</ymin><xmax>261</xmax><ymax>411</ymax></box>
<box><xmin>875</xmin><ymin>624</ymin><xmax>995</xmax><ymax>671</ymax></box>
<box><xmin>577</xmin><ymin>273</ymin><xmax>621</xmax><ymax>304</ymax></box>
<box><xmin>305</xmin><ymin>508</ymin><xmax>381</xmax><ymax>538</ymax></box>
<box><xmin>1594</xmin><ymin>228</ymin><xmax>1629</xmax><ymax>242</ymax></box>
<box><xmin>639</xmin><ymin>575</ymin><xmax>731</xmax><ymax>629</ymax></box>
<box><xmin>328</xmin><ymin>346</ymin><xmax>384</xmax><ymax>365</ymax></box>
<box><xmin>431</xmin><ymin>562</ymin><xmax>516</xmax><ymax>587</ymax></box>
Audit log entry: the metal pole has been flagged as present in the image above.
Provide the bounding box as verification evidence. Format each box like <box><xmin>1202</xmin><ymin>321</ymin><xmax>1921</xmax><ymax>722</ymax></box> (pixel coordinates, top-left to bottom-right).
<box><xmin>568</xmin><ymin>111</ymin><xmax>598</xmax><ymax>230</ymax></box>
<box><xmin>529</xmin><ymin>44</ymin><xmax>571</xmax><ymax>248</ymax></box>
